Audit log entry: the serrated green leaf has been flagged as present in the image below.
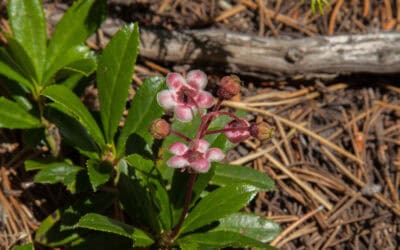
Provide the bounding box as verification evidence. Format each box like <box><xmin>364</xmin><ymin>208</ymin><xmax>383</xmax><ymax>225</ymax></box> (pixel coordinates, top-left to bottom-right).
<box><xmin>77</xmin><ymin>213</ymin><xmax>154</xmax><ymax>247</ymax></box>
<box><xmin>46</xmin><ymin>106</ymin><xmax>100</xmax><ymax>159</ymax></box>
<box><xmin>33</xmin><ymin>162</ymin><xmax>83</xmax><ymax>192</ymax></box>
<box><xmin>68</xmin><ymin>231</ymin><xmax>132</xmax><ymax>250</ymax></box>
<box><xmin>0</xmin><ymin>48</ymin><xmax>33</xmax><ymax>91</ymax></box>
<box><xmin>35</xmin><ymin>209</ymin><xmax>82</xmax><ymax>247</ymax></box>
<box><xmin>8</xmin><ymin>0</ymin><xmax>46</xmax><ymax>83</ymax></box>
<box><xmin>5</xmin><ymin>36</ymin><xmax>37</xmax><ymax>85</ymax></box>
<box><xmin>60</xmin><ymin>192</ymin><xmax>115</xmax><ymax>231</ymax></box>
<box><xmin>87</xmin><ymin>159</ymin><xmax>113</xmax><ymax>191</ymax></box>
<box><xmin>212</xmin><ymin>213</ymin><xmax>280</xmax><ymax>243</ymax></box>
<box><xmin>97</xmin><ymin>23</ymin><xmax>140</xmax><ymax>144</ymax></box>
<box><xmin>116</xmin><ymin>76</ymin><xmax>166</xmax><ymax>156</ymax></box>
<box><xmin>42</xmin><ymin>85</ymin><xmax>105</xmax><ymax>148</ymax></box>
<box><xmin>124</xmin><ymin>155</ymin><xmax>173</xmax><ymax>230</ymax></box>
<box><xmin>44</xmin><ymin>46</ymin><xmax>96</xmax><ymax>83</ymax></box>
<box><xmin>12</xmin><ymin>243</ymin><xmax>34</xmax><ymax>250</ymax></box>
<box><xmin>177</xmin><ymin>240</ymin><xmax>199</xmax><ymax>250</ymax></box>
<box><xmin>0</xmin><ymin>97</ymin><xmax>41</xmax><ymax>128</ymax></box>
<box><xmin>211</xmin><ymin>163</ymin><xmax>275</xmax><ymax>191</ymax></box>
<box><xmin>46</xmin><ymin>0</ymin><xmax>106</xmax><ymax>73</ymax></box>
<box><xmin>179</xmin><ymin>185</ymin><xmax>258</xmax><ymax>235</ymax></box>
<box><xmin>178</xmin><ymin>231</ymin><xmax>276</xmax><ymax>249</ymax></box>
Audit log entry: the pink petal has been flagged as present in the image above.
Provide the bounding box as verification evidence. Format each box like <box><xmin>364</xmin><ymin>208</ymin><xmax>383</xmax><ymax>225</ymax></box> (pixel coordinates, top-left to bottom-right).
<box><xmin>157</xmin><ymin>90</ymin><xmax>177</xmax><ymax>110</ymax></box>
<box><xmin>195</xmin><ymin>91</ymin><xmax>214</xmax><ymax>109</ymax></box>
<box><xmin>186</xmin><ymin>70</ymin><xmax>207</xmax><ymax>90</ymax></box>
<box><xmin>169</xmin><ymin>142</ymin><xmax>188</xmax><ymax>156</ymax></box>
<box><xmin>195</xmin><ymin>139</ymin><xmax>209</xmax><ymax>153</ymax></box>
<box><xmin>167</xmin><ymin>73</ymin><xmax>186</xmax><ymax>90</ymax></box>
<box><xmin>206</xmin><ymin>148</ymin><xmax>225</xmax><ymax>162</ymax></box>
<box><xmin>175</xmin><ymin>105</ymin><xmax>194</xmax><ymax>122</ymax></box>
<box><xmin>190</xmin><ymin>159</ymin><xmax>211</xmax><ymax>173</ymax></box>
<box><xmin>167</xmin><ymin>156</ymin><xmax>189</xmax><ymax>168</ymax></box>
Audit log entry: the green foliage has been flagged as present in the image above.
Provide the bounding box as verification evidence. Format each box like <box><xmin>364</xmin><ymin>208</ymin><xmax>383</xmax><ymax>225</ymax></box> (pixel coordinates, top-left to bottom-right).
<box><xmin>1</xmin><ymin>1</ymin><xmax>280</xmax><ymax>249</ymax></box>
<box><xmin>0</xmin><ymin>97</ymin><xmax>41</xmax><ymax>128</ymax></box>
<box><xmin>97</xmin><ymin>23</ymin><xmax>140</xmax><ymax>144</ymax></box>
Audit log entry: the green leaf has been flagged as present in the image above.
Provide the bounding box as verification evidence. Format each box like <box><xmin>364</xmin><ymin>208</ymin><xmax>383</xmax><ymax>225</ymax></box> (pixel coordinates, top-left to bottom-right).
<box><xmin>42</xmin><ymin>85</ymin><xmax>105</xmax><ymax>148</ymax></box>
<box><xmin>179</xmin><ymin>231</ymin><xmax>276</xmax><ymax>249</ymax></box>
<box><xmin>8</xmin><ymin>0</ymin><xmax>47</xmax><ymax>83</ymax></box>
<box><xmin>124</xmin><ymin>155</ymin><xmax>173</xmax><ymax>230</ymax></box>
<box><xmin>211</xmin><ymin>163</ymin><xmax>275</xmax><ymax>191</ymax></box>
<box><xmin>0</xmin><ymin>97</ymin><xmax>41</xmax><ymax>129</ymax></box>
<box><xmin>60</xmin><ymin>192</ymin><xmax>115</xmax><ymax>231</ymax></box>
<box><xmin>5</xmin><ymin>36</ymin><xmax>38</xmax><ymax>85</ymax></box>
<box><xmin>180</xmin><ymin>185</ymin><xmax>258</xmax><ymax>235</ymax></box>
<box><xmin>97</xmin><ymin>23</ymin><xmax>140</xmax><ymax>144</ymax></box>
<box><xmin>77</xmin><ymin>213</ymin><xmax>154</xmax><ymax>247</ymax></box>
<box><xmin>212</xmin><ymin>213</ymin><xmax>280</xmax><ymax>243</ymax></box>
<box><xmin>116</xmin><ymin>76</ymin><xmax>166</xmax><ymax>156</ymax></box>
<box><xmin>44</xmin><ymin>46</ymin><xmax>96</xmax><ymax>83</ymax></box>
<box><xmin>35</xmin><ymin>209</ymin><xmax>82</xmax><ymax>247</ymax></box>
<box><xmin>12</xmin><ymin>243</ymin><xmax>34</xmax><ymax>250</ymax></box>
<box><xmin>33</xmin><ymin>161</ymin><xmax>83</xmax><ymax>192</ymax></box>
<box><xmin>68</xmin><ymin>232</ymin><xmax>132</xmax><ymax>250</ymax></box>
<box><xmin>46</xmin><ymin>0</ymin><xmax>106</xmax><ymax>72</ymax></box>
<box><xmin>0</xmin><ymin>48</ymin><xmax>33</xmax><ymax>91</ymax></box>
<box><xmin>46</xmin><ymin>106</ymin><xmax>100</xmax><ymax>159</ymax></box>
<box><xmin>87</xmin><ymin>159</ymin><xmax>113</xmax><ymax>191</ymax></box>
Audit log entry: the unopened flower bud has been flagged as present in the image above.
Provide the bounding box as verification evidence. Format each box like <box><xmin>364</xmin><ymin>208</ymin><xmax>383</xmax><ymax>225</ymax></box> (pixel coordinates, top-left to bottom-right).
<box><xmin>217</xmin><ymin>75</ymin><xmax>241</xmax><ymax>100</ymax></box>
<box><xmin>224</xmin><ymin>119</ymin><xmax>250</xmax><ymax>143</ymax></box>
<box><xmin>250</xmin><ymin>122</ymin><xmax>274</xmax><ymax>141</ymax></box>
<box><xmin>149</xmin><ymin>119</ymin><xmax>170</xmax><ymax>139</ymax></box>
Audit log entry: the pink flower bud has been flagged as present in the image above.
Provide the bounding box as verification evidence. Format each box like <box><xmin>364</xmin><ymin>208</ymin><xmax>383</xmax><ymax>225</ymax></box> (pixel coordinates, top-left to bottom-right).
<box><xmin>224</xmin><ymin>119</ymin><xmax>250</xmax><ymax>143</ymax></box>
<box><xmin>217</xmin><ymin>75</ymin><xmax>241</xmax><ymax>100</ymax></box>
<box><xmin>149</xmin><ymin>119</ymin><xmax>170</xmax><ymax>139</ymax></box>
<box><xmin>249</xmin><ymin>122</ymin><xmax>274</xmax><ymax>141</ymax></box>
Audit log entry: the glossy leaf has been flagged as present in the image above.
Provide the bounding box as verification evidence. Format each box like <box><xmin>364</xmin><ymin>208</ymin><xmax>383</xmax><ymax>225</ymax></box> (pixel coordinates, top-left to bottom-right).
<box><xmin>212</xmin><ymin>213</ymin><xmax>280</xmax><ymax>243</ymax></box>
<box><xmin>179</xmin><ymin>231</ymin><xmax>276</xmax><ymax>249</ymax></box>
<box><xmin>77</xmin><ymin>213</ymin><xmax>154</xmax><ymax>247</ymax></box>
<box><xmin>46</xmin><ymin>106</ymin><xmax>100</xmax><ymax>159</ymax></box>
<box><xmin>42</xmin><ymin>85</ymin><xmax>105</xmax><ymax>148</ymax></box>
<box><xmin>180</xmin><ymin>185</ymin><xmax>258</xmax><ymax>235</ymax></box>
<box><xmin>116</xmin><ymin>76</ymin><xmax>166</xmax><ymax>156</ymax></box>
<box><xmin>60</xmin><ymin>192</ymin><xmax>115</xmax><ymax>231</ymax></box>
<box><xmin>35</xmin><ymin>209</ymin><xmax>82</xmax><ymax>247</ymax></box>
<box><xmin>0</xmin><ymin>48</ymin><xmax>33</xmax><ymax>91</ymax></box>
<box><xmin>97</xmin><ymin>23</ymin><xmax>140</xmax><ymax>144</ymax></box>
<box><xmin>87</xmin><ymin>159</ymin><xmax>113</xmax><ymax>191</ymax></box>
<box><xmin>211</xmin><ymin>163</ymin><xmax>275</xmax><ymax>191</ymax></box>
<box><xmin>46</xmin><ymin>0</ymin><xmax>106</xmax><ymax>72</ymax></box>
<box><xmin>33</xmin><ymin>162</ymin><xmax>83</xmax><ymax>192</ymax></box>
<box><xmin>12</xmin><ymin>243</ymin><xmax>34</xmax><ymax>250</ymax></box>
<box><xmin>0</xmin><ymin>97</ymin><xmax>41</xmax><ymax>129</ymax></box>
<box><xmin>124</xmin><ymin>155</ymin><xmax>173</xmax><ymax>230</ymax></box>
<box><xmin>5</xmin><ymin>36</ymin><xmax>37</xmax><ymax>84</ymax></box>
<box><xmin>68</xmin><ymin>232</ymin><xmax>132</xmax><ymax>250</ymax></box>
<box><xmin>8</xmin><ymin>0</ymin><xmax>46</xmax><ymax>83</ymax></box>
<box><xmin>44</xmin><ymin>46</ymin><xmax>96</xmax><ymax>83</ymax></box>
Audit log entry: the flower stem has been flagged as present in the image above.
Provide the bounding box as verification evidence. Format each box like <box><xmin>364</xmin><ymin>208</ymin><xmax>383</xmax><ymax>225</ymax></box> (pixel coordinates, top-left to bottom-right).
<box><xmin>170</xmin><ymin>130</ymin><xmax>192</xmax><ymax>141</ymax></box>
<box><xmin>169</xmin><ymin>173</ymin><xmax>197</xmax><ymax>240</ymax></box>
<box><xmin>204</xmin><ymin>126</ymin><xmax>250</xmax><ymax>135</ymax></box>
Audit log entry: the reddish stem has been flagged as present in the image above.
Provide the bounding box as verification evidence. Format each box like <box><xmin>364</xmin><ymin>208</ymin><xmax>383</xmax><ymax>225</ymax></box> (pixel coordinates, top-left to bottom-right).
<box><xmin>170</xmin><ymin>130</ymin><xmax>192</xmax><ymax>141</ymax></box>
<box><xmin>169</xmin><ymin>173</ymin><xmax>197</xmax><ymax>240</ymax></box>
<box><xmin>204</xmin><ymin>126</ymin><xmax>250</xmax><ymax>135</ymax></box>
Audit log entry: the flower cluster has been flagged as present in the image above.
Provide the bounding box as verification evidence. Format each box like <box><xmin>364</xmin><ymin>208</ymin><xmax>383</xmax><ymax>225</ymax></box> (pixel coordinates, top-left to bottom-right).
<box><xmin>150</xmin><ymin>70</ymin><xmax>273</xmax><ymax>173</ymax></box>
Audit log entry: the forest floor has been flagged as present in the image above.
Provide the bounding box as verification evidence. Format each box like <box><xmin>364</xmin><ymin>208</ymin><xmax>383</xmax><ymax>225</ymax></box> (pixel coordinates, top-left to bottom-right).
<box><xmin>1</xmin><ymin>0</ymin><xmax>400</xmax><ymax>249</ymax></box>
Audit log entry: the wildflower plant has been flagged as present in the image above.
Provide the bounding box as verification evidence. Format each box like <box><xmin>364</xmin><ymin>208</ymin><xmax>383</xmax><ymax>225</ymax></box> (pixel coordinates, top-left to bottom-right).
<box><xmin>2</xmin><ymin>1</ymin><xmax>280</xmax><ymax>249</ymax></box>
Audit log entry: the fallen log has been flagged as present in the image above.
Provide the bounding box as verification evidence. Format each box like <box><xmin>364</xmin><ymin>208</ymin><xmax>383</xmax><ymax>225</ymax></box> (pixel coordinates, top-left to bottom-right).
<box><xmin>80</xmin><ymin>15</ymin><xmax>396</xmax><ymax>80</ymax></box>
<box><xmin>136</xmin><ymin>29</ymin><xmax>400</xmax><ymax>80</ymax></box>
